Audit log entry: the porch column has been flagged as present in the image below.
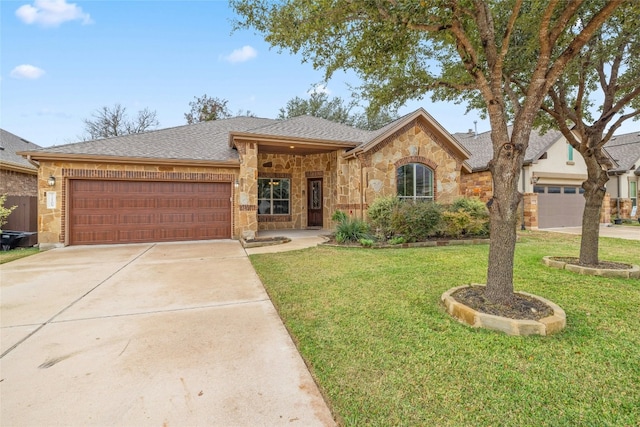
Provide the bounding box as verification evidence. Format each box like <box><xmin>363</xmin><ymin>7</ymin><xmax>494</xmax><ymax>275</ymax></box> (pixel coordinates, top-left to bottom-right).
<box><xmin>523</xmin><ymin>192</ymin><xmax>538</xmax><ymax>230</ymax></box>
<box><xmin>236</xmin><ymin>141</ymin><xmax>258</xmax><ymax>239</ymax></box>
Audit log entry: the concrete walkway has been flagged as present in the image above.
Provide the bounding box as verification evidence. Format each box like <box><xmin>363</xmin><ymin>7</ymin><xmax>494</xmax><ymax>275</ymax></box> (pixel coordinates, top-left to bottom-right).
<box><xmin>542</xmin><ymin>224</ymin><xmax>640</xmax><ymax>241</ymax></box>
<box><xmin>1</xmin><ymin>239</ymin><xmax>334</xmax><ymax>426</ymax></box>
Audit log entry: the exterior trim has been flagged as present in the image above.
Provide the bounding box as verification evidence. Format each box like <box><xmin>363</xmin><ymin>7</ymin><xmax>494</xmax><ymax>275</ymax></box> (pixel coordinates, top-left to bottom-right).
<box><xmin>18</xmin><ymin>152</ymin><xmax>240</xmax><ymax>168</ymax></box>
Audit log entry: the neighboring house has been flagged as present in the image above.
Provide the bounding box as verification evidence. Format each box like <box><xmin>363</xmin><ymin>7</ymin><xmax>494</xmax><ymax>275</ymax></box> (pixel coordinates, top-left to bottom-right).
<box><xmin>0</xmin><ymin>129</ymin><xmax>40</xmax><ymax>237</ymax></box>
<box><xmin>456</xmin><ymin>127</ymin><xmax>640</xmax><ymax>228</ymax></box>
<box><xmin>604</xmin><ymin>131</ymin><xmax>640</xmax><ymax>221</ymax></box>
<box><xmin>19</xmin><ymin>109</ymin><xmax>471</xmax><ymax>248</ymax></box>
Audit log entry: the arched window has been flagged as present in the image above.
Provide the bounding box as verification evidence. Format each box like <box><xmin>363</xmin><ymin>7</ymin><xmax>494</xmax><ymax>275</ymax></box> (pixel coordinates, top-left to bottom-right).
<box><xmin>397</xmin><ymin>163</ymin><xmax>434</xmax><ymax>201</ymax></box>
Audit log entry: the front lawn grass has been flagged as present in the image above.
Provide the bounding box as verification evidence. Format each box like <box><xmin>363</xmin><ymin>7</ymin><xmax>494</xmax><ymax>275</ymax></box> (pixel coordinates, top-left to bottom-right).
<box><xmin>0</xmin><ymin>247</ymin><xmax>40</xmax><ymax>264</ymax></box>
<box><xmin>250</xmin><ymin>231</ymin><xmax>639</xmax><ymax>426</ymax></box>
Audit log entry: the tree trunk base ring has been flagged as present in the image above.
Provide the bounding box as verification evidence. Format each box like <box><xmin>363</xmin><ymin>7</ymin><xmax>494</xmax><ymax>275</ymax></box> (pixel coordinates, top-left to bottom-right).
<box><xmin>441</xmin><ymin>285</ymin><xmax>566</xmax><ymax>336</ymax></box>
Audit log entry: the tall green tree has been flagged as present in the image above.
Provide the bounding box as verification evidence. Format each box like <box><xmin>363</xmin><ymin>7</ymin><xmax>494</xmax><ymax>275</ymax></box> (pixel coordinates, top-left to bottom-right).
<box><xmin>233</xmin><ymin>0</ymin><xmax>620</xmax><ymax>304</ymax></box>
<box><xmin>185</xmin><ymin>94</ymin><xmax>232</xmax><ymax>124</ymax></box>
<box><xmin>279</xmin><ymin>91</ymin><xmax>399</xmax><ymax>130</ymax></box>
<box><xmin>537</xmin><ymin>4</ymin><xmax>640</xmax><ymax>266</ymax></box>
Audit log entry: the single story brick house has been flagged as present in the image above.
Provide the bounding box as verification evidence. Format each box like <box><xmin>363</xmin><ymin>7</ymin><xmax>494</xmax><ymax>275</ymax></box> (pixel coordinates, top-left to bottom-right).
<box><xmin>19</xmin><ymin>109</ymin><xmax>473</xmax><ymax>248</ymax></box>
<box><xmin>1</xmin><ymin>129</ymin><xmax>40</xmax><ymax>238</ymax></box>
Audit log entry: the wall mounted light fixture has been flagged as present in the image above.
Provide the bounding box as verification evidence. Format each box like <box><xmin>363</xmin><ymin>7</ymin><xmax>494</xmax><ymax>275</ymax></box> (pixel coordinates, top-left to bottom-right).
<box><xmin>234</xmin><ymin>179</ymin><xmax>239</xmax><ymax>188</ymax></box>
<box><xmin>47</xmin><ymin>176</ymin><xmax>56</xmax><ymax>187</ymax></box>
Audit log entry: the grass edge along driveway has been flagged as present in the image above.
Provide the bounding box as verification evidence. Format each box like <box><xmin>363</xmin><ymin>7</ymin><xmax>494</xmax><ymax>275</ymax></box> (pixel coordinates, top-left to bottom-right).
<box><xmin>250</xmin><ymin>231</ymin><xmax>639</xmax><ymax>427</ymax></box>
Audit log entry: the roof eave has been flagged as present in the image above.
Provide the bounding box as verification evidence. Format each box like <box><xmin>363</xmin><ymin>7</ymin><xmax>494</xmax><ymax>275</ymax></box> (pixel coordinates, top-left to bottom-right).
<box><xmin>0</xmin><ymin>160</ymin><xmax>38</xmax><ymax>174</ymax></box>
<box><xmin>17</xmin><ymin>151</ymin><xmax>240</xmax><ymax>168</ymax></box>
<box><xmin>229</xmin><ymin>132</ymin><xmax>359</xmax><ymax>149</ymax></box>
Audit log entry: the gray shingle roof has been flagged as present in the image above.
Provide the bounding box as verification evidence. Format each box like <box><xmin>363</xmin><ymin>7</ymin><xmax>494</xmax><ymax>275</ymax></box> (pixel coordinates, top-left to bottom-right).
<box><xmin>23</xmin><ymin>117</ymin><xmax>277</xmax><ymax>162</ymax></box>
<box><xmin>604</xmin><ymin>131</ymin><xmax>640</xmax><ymax>173</ymax></box>
<box><xmin>453</xmin><ymin>127</ymin><xmax>563</xmax><ymax>171</ymax></box>
<box><xmin>238</xmin><ymin>115</ymin><xmax>373</xmax><ymax>145</ymax></box>
<box><xmin>1</xmin><ymin>128</ymin><xmax>41</xmax><ymax>170</ymax></box>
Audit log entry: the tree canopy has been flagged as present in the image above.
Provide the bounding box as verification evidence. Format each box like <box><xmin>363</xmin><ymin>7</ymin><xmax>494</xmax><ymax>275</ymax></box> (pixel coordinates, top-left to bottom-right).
<box><xmin>82</xmin><ymin>104</ymin><xmax>159</xmax><ymax>140</ymax></box>
<box><xmin>278</xmin><ymin>91</ymin><xmax>399</xmax><ymax>130</ymax></box>
<box><xmin>233</xmin><ymin>0</ymin><xmax>620</xmax><ymax>303</ymax></box>
<box><xmin>184</xmin><ymin>94</ymin><xmax>232</xmax><ymax>124</ymax></box>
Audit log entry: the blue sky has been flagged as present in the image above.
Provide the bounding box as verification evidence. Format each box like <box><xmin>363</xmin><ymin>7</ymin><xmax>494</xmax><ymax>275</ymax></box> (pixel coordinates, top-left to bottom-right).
<box><xmin>1</xmin><ymin>0</ymin><xmax>638</xmax><ymax>148</ymax></box>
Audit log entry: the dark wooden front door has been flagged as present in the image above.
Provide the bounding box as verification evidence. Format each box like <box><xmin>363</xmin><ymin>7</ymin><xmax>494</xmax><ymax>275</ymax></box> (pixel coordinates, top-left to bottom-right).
<box><xmin>307</xmin><ymin>178</ymin><xmax>323</xmax><ymax>227</ymax></box>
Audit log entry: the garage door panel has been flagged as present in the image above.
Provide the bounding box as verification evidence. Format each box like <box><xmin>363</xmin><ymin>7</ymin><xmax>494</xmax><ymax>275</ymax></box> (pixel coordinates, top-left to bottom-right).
<box><xmin>70</xmin><ymin>180</ymin><xmax>231</xmax><ymax>245</ymax></box>
<box><xmin>536</xmin><ymin>185</ymin><xmax>585</xmax><ymax>228</ymax></box>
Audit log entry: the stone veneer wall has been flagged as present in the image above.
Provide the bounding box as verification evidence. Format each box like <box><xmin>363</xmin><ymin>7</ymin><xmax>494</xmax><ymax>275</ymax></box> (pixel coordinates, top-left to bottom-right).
<box><xmin>37</xmin><ymin>161</ymin><xmax>238</xmax><ymax>246</ymax></box>
<box><xmin>610</xmin><ymin>197</ymin><xmax>634</xmax><ymax>220</ymax></box>
<box><xmin>257</xmin><ymin>151</ymin><xmax>338</xmax><ymax>231</ymax></box>
<box><xmin>365</xmin><ymin>122</ymin><xmax>462</xmax><ymax>205</ymax></box>
<box><xmin>1</xmin><ymin>169</ymin><xmax>37</xmax><ymax>196</ymax></box>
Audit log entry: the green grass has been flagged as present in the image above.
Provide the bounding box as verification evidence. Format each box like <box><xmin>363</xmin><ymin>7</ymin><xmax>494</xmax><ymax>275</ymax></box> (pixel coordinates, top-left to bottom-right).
<box><xmin>0</xmin><ymin>247</ymin><xmax>40</xmax><ymax>264</ymax></box>
<box><xmin>250</xmin><ymin>231</ymin><xmax>640</xmax><ymax>426</ymax></box>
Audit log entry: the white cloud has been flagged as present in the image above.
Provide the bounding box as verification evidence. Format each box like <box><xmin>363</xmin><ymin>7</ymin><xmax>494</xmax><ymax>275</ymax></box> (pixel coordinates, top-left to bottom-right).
<box><xmin>16</xmin><ymin>0</ymin><xmax>93</xmax><ymax>28</ymax></box>
<box><xmin>10</xmin><ymin>64</ymin><xmax>46</xmax><ymax>79</ymax></box>
<box><xmin>308</xmin><ymin>84</ymin><xmax>331</xmax><ymax>95</ymax></box>
<box><xmin>222</xmin><ymin>45</ymin><xmax>258</xmax><ymax>64</ymax></box>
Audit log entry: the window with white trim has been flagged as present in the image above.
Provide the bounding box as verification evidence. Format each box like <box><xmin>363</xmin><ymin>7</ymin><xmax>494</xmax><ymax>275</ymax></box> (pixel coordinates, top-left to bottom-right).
<box><xmin>397</xmin><ymin>163</ymin><xmax>434</xmax><ymax>201</ymax></box>
<box><xmin>258</xmin><ymin>178</ymin><xmax>290</xmax><ymax>214</ymax></box>
<box><xmin>630</xmin><ymin>180</ymin><xmax>637</xmax><ymax>208</ymax></box>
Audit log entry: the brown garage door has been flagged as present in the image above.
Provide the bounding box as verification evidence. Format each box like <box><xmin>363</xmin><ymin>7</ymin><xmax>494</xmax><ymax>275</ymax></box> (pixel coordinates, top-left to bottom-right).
<box><xmin>69</xmin><ymin>180</ymin><xmax>231</xmax><ymax>245</ymax></box>
<box><xmin>536</xmin><ymin>185</ymin><xmax>585</xmax><ymax>228</ymax></box>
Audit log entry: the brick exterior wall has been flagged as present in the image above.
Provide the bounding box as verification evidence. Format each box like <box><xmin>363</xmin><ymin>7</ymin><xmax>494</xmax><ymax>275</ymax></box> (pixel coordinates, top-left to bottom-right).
<box><xmin>0</xmin><ymin>169</ymin><xmax>37</xmax><ymax>196</ymax></box>
<box><xmin>610</xmin><ymin>198</ymin><xmax>634</xmax><ymax>220</ymax></box>
<box><xmin>460</xmin><ymin>170</ymin><xmax>492</xmax><ymax>202</ymax></box>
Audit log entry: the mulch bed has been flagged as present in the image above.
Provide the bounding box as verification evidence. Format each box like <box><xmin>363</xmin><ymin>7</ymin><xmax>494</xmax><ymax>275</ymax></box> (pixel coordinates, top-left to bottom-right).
<box><xmin>451</xmin><ymin>286</ymin><xmax>554</xmax><ymax>320</ymax></box>
<box><xmin>550</xmin><ymin>257</ymin><xmax>632</xmax><ymax>270</ymax></box>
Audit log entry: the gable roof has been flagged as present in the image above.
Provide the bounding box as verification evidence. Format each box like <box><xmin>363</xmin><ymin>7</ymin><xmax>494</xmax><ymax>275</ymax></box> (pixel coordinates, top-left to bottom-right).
<box><xmin>20</xmin><ymin>117</ymin><xmax>277</xmax><ymax>165</ymax></box>
<box><xmin>347</xmin><ymin>108</ymin><xmax>472</xmax><ymax>172</ymax></box>
<box><xmin>604</xmin><ymin>131</ymin><xmax>640</xmax><ymax>174</ymax></box>
<box><xmin>453</xmin><ymin>127</ymin><xmax>564</xmax><ymax>172</ymax></box>
<box><xmin>0</xmin><ymin>128</ymin><xmax>41</xmax><ymax>173</ymax></box>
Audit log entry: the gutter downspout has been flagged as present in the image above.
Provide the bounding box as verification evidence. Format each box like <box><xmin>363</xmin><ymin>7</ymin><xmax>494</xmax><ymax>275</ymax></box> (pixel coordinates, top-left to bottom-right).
<box><xmin>26</xmin><ymin>155</ymin><xmax>40</xmax><ymax>168</ymax></box>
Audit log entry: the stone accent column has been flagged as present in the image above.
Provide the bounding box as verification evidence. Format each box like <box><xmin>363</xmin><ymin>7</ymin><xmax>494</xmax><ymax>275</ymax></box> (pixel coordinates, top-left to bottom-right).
<box><xmin>600</xmin><ymin>193</ymin><xmax>611</xmax><ymax>223</ymax></box>
<box><xmin>523</xmin><ymin>193</ymin><xmax>538</xmax><ymax>229</ymax></box>
<box><xmin>236</xmin><ymin>141</ymin><xmax>258</xmax><ymax>239</ymax></box>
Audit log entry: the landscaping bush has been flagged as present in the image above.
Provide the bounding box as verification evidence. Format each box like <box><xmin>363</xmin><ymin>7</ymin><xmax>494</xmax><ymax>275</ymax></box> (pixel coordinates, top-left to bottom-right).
<box><xmin>367</xmin><ymin>196</ymin><xmax>401</xmax><ymax>239</ymax></box>
<box><xmin>390</xmin><ymin>200</ymin><xmax>442</xmax><ymax>242</ymax></box>
<box><xmin>441</xmin><ymin>197</ymin><xmax>490</xmax><ymax>237</ymax></box>
<box><xmin>332</xmin><ymin>210</ymin><xmax>371</xmax><ymax>243</ymax></box>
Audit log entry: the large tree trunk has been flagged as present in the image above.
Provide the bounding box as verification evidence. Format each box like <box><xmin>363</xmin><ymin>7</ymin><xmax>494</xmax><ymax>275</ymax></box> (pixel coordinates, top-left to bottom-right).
<box><xmin>578</xmin><ymin>138</ymin><xmax>610</xmax><ymax>265</ymax></box>
<box><xmin>484</xmin><ymin>128</ymin><xmax>526</xmax><ymax>305</ymax></box>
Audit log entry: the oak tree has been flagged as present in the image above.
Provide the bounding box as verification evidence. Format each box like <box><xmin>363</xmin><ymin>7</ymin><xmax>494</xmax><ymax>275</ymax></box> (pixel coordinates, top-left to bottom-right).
<box><xmin>233</xmin><ymin>0</ymin><xmax>620</xmax><ymax>304</ymax></box>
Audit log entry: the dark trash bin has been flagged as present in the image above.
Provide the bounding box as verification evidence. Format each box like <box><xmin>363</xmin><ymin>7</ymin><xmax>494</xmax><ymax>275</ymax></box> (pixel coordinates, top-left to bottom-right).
<box><xmin>1</xmin><ymin>231</ymin><xmax>27</xmax><ymax>251</ymax></box>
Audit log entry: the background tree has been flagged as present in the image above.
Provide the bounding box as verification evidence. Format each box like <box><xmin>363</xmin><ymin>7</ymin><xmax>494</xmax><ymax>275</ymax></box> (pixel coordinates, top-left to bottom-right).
<box><xmin>279</xmin><ymin>91</ymin><xmax>399</xmax><ymax>130</ymax></box>
<box><xmin>233</xmin><ymin>0</ymin><xmax>619</xmax><ymax>304</ymax></box>
<box><xmin>82</xmin><ymin>104</ymin><xmax>159</xmax><ymax>140</ymax></box>
<box><xmin>536</xmin><ymin>3</ymin><xmax>640</xmax><ymax>266</ymax></box>
<box><xmin>185</xmin><ymin>94</ymin><xmax>232</xmax><ymax>124</ymax></box>
<box><xmin>0</xmin><ymin>195</ymin><xmax>17</xmax><ymax>231</ymax></box>
<box><xmin>278</xmin><ymin>92</ymin><xmax>353</xmax><ymax>124</ymax></box>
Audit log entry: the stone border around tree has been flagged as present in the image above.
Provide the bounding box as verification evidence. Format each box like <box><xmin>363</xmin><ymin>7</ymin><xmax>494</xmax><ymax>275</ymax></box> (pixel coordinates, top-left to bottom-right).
<box><xmin>542</xmin><ymin>256</ymin><xmax>640</xmax><ymax>279</ymax></box>
<box><xmin>441</xmin><ymin>285</ymin><xmax>566</xmax><ymax>336</ymax></box>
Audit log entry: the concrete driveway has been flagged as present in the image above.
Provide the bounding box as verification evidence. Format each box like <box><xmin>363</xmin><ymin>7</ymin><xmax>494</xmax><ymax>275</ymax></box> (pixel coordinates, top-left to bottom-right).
<box><xmin>542</xmin><ymin>224</ymin><xmax>640</xmax><ymax>241</ymax></box>
<box><xmin>1</xmin><ymin>240</ymin><xmax>335</xmax><ymax>426</ymax></box>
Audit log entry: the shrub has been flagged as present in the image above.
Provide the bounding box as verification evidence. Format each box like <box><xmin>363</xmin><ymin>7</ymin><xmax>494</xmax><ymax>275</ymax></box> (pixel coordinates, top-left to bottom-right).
<box><xmin>367</xmin><ymin>196</ymin><xmax>401</xmax><ymax>239</ymax></box>
<box><xmin>0</xmin><ymin>195</ymin><xmax>17</xmax><ymax>231</ymax></box>
<box><xmin>359</xmin><ymin>238</ymin><xmax>374</xmax><ymax>247</ymax></box>
<box><xmin>441</xmin><ymin>197</ymin><xmax>490</xmax><ymax>237</ymax></box>
<box><xmin>390</xmin><ymin>200</ymin><xmax>442</xmax><ymax>242</ymax></box>
<box><xmin>333</xmin><ymin>210</ymin><xmax>371</xmax><ymax>243</ymax></box>
<box><xmin>388</xmin><ymin>236</ymin><xmax>406</xmax><ymax>245</ymax></box>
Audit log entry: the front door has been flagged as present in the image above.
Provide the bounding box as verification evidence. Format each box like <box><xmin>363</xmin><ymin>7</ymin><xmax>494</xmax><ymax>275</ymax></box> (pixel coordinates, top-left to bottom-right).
<box><xmin>307</xmin><ymin>178</ymin><xmax>323</xmax><ymax>227</ymax></box>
